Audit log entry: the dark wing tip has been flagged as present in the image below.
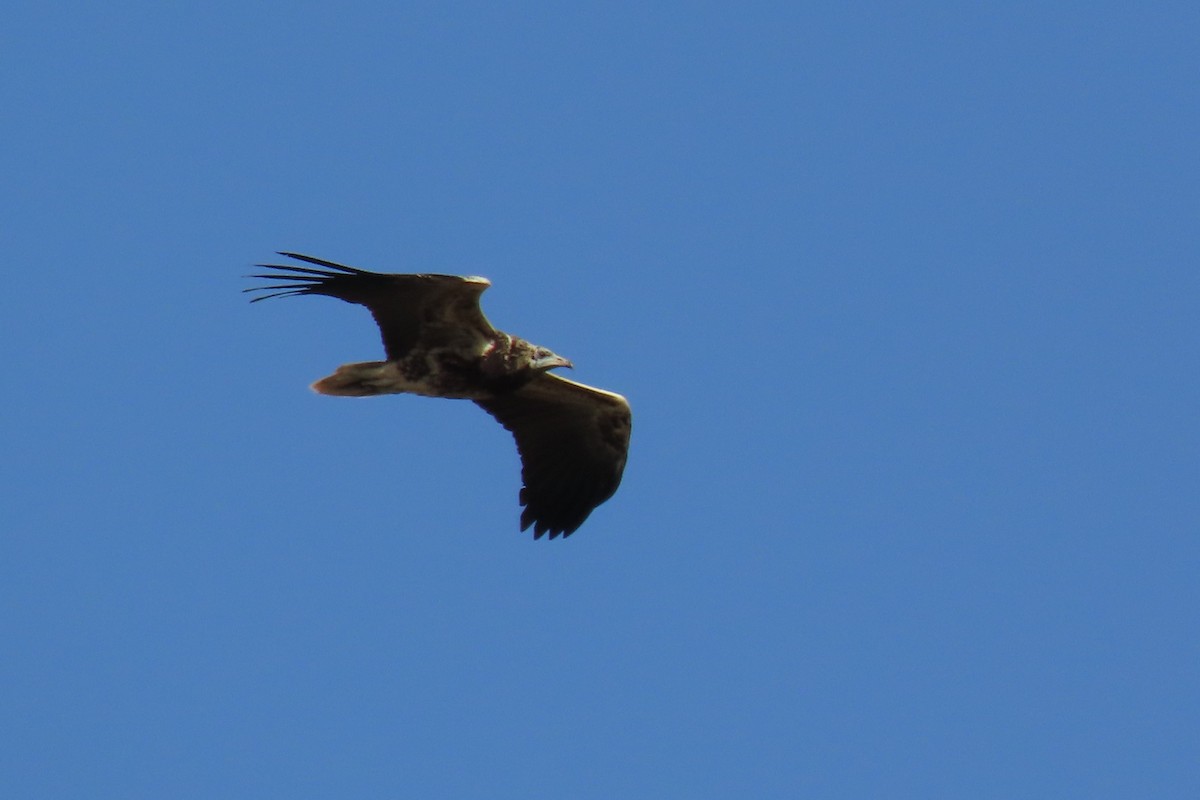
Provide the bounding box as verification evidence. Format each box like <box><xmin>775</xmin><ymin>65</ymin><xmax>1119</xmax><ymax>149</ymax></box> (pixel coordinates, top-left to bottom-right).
<box><xmin>518</xmin><ymin>474</ymin><xmax>609</xmax><ymax>537</ymax></box>
<box><xmin>243</xmin><ymin>253</ymin><xmax>391</xmax><ymax>307</ymax></box>
<box><xmin>242</xmin><ymin>286</ymin><xmax>309</xmax><ymax>303</ymax></box>
<box><xmin>520</xmin><ymin>505</ymin><xmax>583</xmax><ymax>540</ymax></box>
<box><xmin>274</xmin><ymin>252</ymin><xmax>368</xmax><ymax>274</ymax></box>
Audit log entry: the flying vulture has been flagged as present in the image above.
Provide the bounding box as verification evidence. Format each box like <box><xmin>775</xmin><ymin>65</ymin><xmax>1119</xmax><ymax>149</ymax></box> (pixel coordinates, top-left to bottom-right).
<box><xmin>246</xmin><ymin>252</ymin><xmax>631</xmax><ymax>538</ymax></box>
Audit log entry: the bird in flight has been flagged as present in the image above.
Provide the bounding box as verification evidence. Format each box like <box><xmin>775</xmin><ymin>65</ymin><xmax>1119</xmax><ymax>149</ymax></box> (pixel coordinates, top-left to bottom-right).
<box><xmin>246</xmin><ymin>252</ymin><xmax>631</xmax><ymax>538</ymax></box>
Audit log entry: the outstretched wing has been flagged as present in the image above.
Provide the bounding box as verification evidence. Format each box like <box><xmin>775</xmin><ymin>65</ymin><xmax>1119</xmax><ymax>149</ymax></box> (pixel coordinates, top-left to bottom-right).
<box><xmin>475</xmin><ymin>373</ymin><xmax>632</xmax><ymax>539</ymax></box>
<box><xmin>245</xmin><ymin>252</ymin><xmax>495</xmax><ymax>359</ymax></box>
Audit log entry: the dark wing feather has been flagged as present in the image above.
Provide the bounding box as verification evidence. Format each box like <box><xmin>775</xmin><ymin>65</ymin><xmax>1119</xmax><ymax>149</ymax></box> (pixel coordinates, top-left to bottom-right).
<box><xmin>475</xmin><ymin>373</ymin><xmax>632</xmax><ymax>539</ymax></box>
<box><xmin>244</xmin><ymin>252</ymin><xmax>494</xmax><ymax>359</ymax></box>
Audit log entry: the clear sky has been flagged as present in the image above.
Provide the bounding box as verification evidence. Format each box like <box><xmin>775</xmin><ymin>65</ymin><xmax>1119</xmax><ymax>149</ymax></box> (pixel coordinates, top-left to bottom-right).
<box><xmin>2</xmin><ymin>2</ymin><xmax>1196</xmax><ymax>797</ymax></box>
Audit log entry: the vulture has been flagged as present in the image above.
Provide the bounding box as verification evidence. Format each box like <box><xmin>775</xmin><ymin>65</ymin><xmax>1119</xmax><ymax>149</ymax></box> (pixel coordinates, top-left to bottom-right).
<box><xmin>246</xmin><ymin>252</ymin><xmax>631</xmax><ymax>538</ymax></box>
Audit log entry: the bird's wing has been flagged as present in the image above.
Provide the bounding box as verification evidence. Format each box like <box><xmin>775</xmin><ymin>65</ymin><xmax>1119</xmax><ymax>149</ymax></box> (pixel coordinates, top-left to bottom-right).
<box><xmin>475</xmin><ymin>372</ymin><xmax>632</xmax><ymax>538</ymax></box>
<box><xmin>245</xmin><ymin>252</ymin><xmax>494</xmax><ymax>359</ymax></box>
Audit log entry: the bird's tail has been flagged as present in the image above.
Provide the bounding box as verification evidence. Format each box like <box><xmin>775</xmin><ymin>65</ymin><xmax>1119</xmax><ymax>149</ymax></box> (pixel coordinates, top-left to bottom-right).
<box><xmin>310</xmin><ymin>361</ymin><xmax>390</xmax><ymax>396</ymax></box>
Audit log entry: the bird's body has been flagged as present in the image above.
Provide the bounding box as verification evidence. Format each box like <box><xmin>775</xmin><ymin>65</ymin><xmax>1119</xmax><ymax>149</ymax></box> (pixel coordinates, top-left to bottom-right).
<box><xmin>246</xmin><ymin>253</ymin><xmax>631</xmax><ymax>538</ymax></box>
<box><xmin>310</xmin><ymin>331</ymin><xmax>559</xmax><ymax>399</ymax></box>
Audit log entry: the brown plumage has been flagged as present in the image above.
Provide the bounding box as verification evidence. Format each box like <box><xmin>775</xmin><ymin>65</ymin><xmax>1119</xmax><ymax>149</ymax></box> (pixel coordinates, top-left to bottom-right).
<box><xmin>246</xmin><ymin>252</ymin><xmax>631</xmax><ymax>538</ymax></box>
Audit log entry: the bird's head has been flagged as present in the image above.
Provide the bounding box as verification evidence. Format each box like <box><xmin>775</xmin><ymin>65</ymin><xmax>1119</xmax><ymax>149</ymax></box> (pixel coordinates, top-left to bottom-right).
<box><xmin>530</xmin><ymin>345</ymin><xmax>573</xmax><ymax>372</ymax></box>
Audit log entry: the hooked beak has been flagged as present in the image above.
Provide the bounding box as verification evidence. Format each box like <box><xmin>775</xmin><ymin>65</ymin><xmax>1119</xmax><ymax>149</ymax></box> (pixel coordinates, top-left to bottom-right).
<box><xmin>536</xmin><ymin>354</ymin><xmax>574</xmax><ymax>371</ymax></box>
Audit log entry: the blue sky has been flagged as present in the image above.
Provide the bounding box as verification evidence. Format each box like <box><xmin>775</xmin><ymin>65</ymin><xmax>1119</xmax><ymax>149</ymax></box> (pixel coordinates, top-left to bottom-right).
<box><xmin>2</xmin><ymin>2</ymin><xmax>1196</xmax><ymax>797</ymax></box>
